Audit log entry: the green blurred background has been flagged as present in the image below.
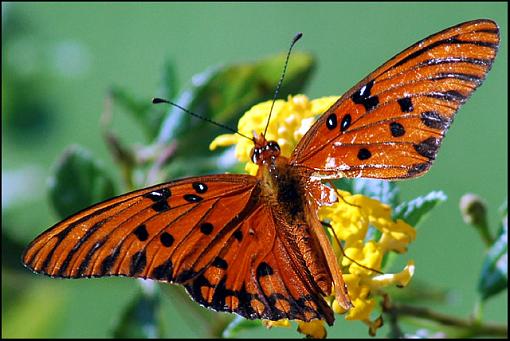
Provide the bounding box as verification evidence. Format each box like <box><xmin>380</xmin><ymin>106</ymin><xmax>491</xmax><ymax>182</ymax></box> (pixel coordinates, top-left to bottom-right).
<box><xmin>2</xmin><ymin>2</ymin><xmax>507</xmax><ymax>338</ymax></box>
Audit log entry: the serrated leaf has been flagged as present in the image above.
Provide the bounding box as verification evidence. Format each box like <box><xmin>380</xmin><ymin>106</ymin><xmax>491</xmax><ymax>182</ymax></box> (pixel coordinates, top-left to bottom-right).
<box><xmin>394</xmin><ymin>191</ymin><xmax>447</xmax><ymax>227</ymax></box>
<box><xmin>478</xmin><ymin>217</ymin><xmax>508</xmax><ymax>300</ymax></box>
<box><xmin>48</xmin><ymin>145</ymin><xmax>116</xmax><ymax>219</ymax></box>
<box><xmin>112</xmin><ymin>282</ymin><xmax>162</xmax><ymax>338</ymax></box>
<box><xmin>352</xmin><ymin>178</ymin><xmax>401</xmax><ymax>207</ymax></box>
<box><xmin>222</xmin><ymin>315</ymin><xmax>260</xmax><ymax>338</ymax></box>
<box><xmin>156</xmin><ymin>52</ymin><xmax>316</xmax><ymax>157</ymax></box>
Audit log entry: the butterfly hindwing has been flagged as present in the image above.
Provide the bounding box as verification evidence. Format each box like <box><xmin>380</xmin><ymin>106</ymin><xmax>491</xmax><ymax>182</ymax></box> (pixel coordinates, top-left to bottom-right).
<box><xmin>183</xmin><ymin>203</ymin><xmax>335</xmax><ymax>324</ymax></box>
<box><xmin>292</xmin><ymin>19</ymin><xmax>499</xmax><ymax>179</ymax></box>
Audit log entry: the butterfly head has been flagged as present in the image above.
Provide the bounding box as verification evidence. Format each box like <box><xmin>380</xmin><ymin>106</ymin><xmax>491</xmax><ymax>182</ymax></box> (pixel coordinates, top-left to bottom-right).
<box><xmin>250</xmin><ymin>131</ymin><xmax>281</xmax><ymax>165</ymax></box>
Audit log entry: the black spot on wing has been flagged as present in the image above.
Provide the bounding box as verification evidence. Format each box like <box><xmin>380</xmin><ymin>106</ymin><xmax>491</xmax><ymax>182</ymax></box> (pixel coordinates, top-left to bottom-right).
<box><xmin>397</xmin><ymin>97</ymin><xmax>414</xmax><ymax>113</ymax></box>
<box><xmin>133</xmin><ymin>224</ymin><xmax>149</xmax><ymax>241</ymax></box>
<box><xmin>184</xmin><ymin>194</ymin><xmax>203</xmax><ymax>203</ymax></box>
<box><xmin>100</xmin><ymin>247</ymin><xmax>121</xmax><ymax>275</ymax></box>
<box><xmin>256</xmin><ymin>262</ymin><xmax>274</xmax><ymax>278</ymax></box>
<box><xmin>414</xmin><ymin>137</ymin><xmax>440</xmax><ymax>160</ymax></box>
<box><xmin>390</xmin><ymin>122</ymin><xmax>405</xmax><ymax>137</ymax></box>
<box><xmin>144</xmin><ymin>188</ymin><xmax>172</xmax><ymax>212</ymax></box>
<box><xmin>326</xmin><ymin>113</ymin><xmax>337</xmax><ymax>130</ymax></box>
<box><xmin>200</xmin><ymin>222</ymin><xmax>214</xmax><ymax>235</ymax></box>
<box><xmin>192</xmin><ymin>182</ymin><xmax>208</xmax><ymax>194</ymax></box>
<box><xmin>357</xmin><ymin>148</ymin><xmax>372</xmax><ymax>160</ymax></box>
<box><xmin>233</xmin><ymin>229</ymin><xmax>243</xmax><ymax>242</ymax></box>
<box><xmin>144</xmin><ymin>188</ymin><xmax>171</xmax><ymax>202</ymax></box>
<box><xmin>421</xmin><ymin>111</ymin><xmax>450</xmax><ymax>130</ymax></box>
<box><xmin>151</xmin><ymin>200</ymin><xmax>170</xmax><ymax>212</ymax></box>
<box><xmin>76</xmin><ymin>238</ymin><xmax>107</xmax><ymax>277</ymax></box>
<box><xmin>129</xmin><ymin>250</ymin><xmax>147</xmax><ymax>276</ymax></box>
<box><xmin>212</xmin><ymin>257</ymin><xmax>228</xmax><ymax>269</ymax></box>
<box><xmin>351</xmin><ymin>80</ymin><xmax>379</xmax><ymax>111</ymax></box>
<box><xmin>160</xmin><ymin>232</ymin><xmax>174</xmax><ymax>247</ymax></box>
<box><xmin>341</xmin><ymin>114</ymin><xmax>352</xmax><ymax>132</ymax></box>
<box><xmin>152</xmin><ymin>259</ymin><xmax>173</xmax><ymax>282</ymax></box>
<box><xmin>407</xmin><ymin>162</ymin><xmax>431</xmax><ymax>177</ymax></box>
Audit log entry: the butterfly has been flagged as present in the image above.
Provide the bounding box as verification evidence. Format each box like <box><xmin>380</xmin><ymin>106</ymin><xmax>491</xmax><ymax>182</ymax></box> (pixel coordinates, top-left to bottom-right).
<box><xmin>23</xmin><ymin>19</ymin><xmax>499</xmax><ymax>326</ymax></box>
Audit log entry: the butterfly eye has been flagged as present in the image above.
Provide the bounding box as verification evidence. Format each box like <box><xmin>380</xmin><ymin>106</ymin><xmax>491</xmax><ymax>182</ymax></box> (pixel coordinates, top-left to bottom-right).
<box><xmin>267</xmin><ymin>141</ymin><xmax>280</xmax><ymax>154</ymax></box>
<box><xmin>251</xmin><ymin>148</ymin><xmax>261</xmax><ymax>164</ymax></box>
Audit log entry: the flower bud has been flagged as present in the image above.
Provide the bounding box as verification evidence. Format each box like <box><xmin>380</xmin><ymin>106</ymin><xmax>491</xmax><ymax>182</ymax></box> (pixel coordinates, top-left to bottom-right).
<box><xmin>460</xmin><ymin>193</ymin><xmax>488</xmax><ymax>227</ymax></box>
<box><xmin>460</xmin><ymin>193</ymin><xmax>492</xmax><ymax>245</ymax></box>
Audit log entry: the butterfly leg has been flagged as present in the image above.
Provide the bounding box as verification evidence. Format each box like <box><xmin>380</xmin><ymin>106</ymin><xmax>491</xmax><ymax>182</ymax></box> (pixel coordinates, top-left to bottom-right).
<box><xmin>321</xmin><ymin>221</ymin><xmax>383</xmax><ymax>275</ymax></box>
<box><xmin>324</xmin><ymin>180</ymin><xmax>360</xmax><ymax>208</ymax></box>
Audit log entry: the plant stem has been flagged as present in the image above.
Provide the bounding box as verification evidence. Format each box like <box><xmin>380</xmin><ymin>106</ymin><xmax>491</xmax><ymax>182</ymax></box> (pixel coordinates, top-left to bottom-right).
<box><xmin>385</xmin><ymin>302</ymin><xmax>507</xmax><ymax>337</ymax></box>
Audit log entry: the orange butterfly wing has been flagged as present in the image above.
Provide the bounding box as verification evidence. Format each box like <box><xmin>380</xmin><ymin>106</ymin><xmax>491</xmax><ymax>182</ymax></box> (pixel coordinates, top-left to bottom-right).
<box><xmin>184</xmin><ymin>203</ymin><xmax>334</xmax><ymax>324</ymax></box>
<box><xmin>291</xmin><ymin>19</ymin><xmax>499</xmax><ymax>179</ymax></box>
<box><xmin>22</xmin><ymin>174</ymin><xmax>334</xmax><ymax>324</ymax></box>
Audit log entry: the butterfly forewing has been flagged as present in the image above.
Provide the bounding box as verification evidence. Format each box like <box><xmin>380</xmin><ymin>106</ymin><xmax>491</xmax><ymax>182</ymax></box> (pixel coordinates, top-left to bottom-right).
<box><xmin>22</xmin><ymin>175</ymin><xmax>257</xmax><ymax>279</ymax></box>
<box><xmin>292</xmin><ymin>19</ymin><xmax>499</xmax><ymax>179</ymax></box>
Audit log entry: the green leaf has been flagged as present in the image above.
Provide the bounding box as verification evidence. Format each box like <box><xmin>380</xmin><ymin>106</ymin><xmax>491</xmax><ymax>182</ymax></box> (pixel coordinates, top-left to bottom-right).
<box><xmin>499</xmin><ymin>199</ymin><xmax>507</xmax><ymax>217</ymax></box>
<box><xmin>156</xmin><ymin>52</ymin><xmax>316</xmax><ymax>157</ymax></box>
<box><xmin>381</xmin><ymin>191</ymin><xmax>447</xmax><ymax>271</ymax></box>
<box><xmin>110</xmin><ymin>86</ymin><xmax>164</xmax><ymax>140</ymax></box>
<box><xmin>478</xmin><ymin>216</ymin><xmax>508</xmax><ymax>300</ymax></box>
<box><xmin>334</xmin><ymin>178</ymin><xmax>354</xmax><ymax>193</ymax></box>
<box><xmin>394</xmin><ymin>191</ymin><xmax>447</xmax><ymax>227</ymax></box>
<box><xmin>222</xmin><ymin>315</ymin><xmax>260</xmax><ymax>338</ymax></box>
<box><xmin>160</xmin><ymin>58</ymin><xmax>179</xmax><ymax>101</ymax></box>
<box><xmin>352</xmin><ymin>179</ymin><xmax>401</xmax><ymax>207</ymax></box>
<box><xmin>48</xmin><ymin>145</ymin><xmax>116</xmax><ymax>219</ymax></box>
<box><xmin>112</xmin><ymin>282</ymin><xmax>162</xmax><ymax>338</ymax></box>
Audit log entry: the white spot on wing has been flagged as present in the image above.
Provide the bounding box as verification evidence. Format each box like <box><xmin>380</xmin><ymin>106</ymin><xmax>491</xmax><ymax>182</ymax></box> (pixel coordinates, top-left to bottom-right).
<box><xmin>325</xmin><ymin>157</ymin><xmax>337</xmax><ymax>168</ymax></box>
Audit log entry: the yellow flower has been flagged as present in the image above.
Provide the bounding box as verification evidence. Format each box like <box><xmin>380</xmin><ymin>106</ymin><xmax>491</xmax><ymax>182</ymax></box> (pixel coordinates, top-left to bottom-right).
<box><xmin>210</xmin><ymin>95</ymin><xmax>416</xmax><ymax>336</ymax></box>
<box><xmin>210</xmin><ymin>95</ymin><xmax>339</xmax><ymax>175</ymax></box>
<box><xmin>297</xmin><ymin>320</ymin><xmax>327</xmax><ymax>339</ymax></box>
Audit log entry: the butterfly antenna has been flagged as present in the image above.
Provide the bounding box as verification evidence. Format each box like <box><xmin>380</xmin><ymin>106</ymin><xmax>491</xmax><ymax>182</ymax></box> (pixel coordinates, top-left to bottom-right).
<box><xmin>152</xmin><ymin>98</ymin><xmax>252</xmax><ymax>141</ymax></box>
<box><xmin>263</xmin><ymin>32</ymin><xmax>303</xmax><ymax>137</ymax></box>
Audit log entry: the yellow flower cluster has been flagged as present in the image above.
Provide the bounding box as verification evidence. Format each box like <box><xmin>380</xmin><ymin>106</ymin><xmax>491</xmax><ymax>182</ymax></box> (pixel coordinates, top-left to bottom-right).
<box><xmin>210</xmin><ymin>94</ymin><xmax>338</xmax><ymax>175</ymax></box>
<box><xmin>321</xmin><ymin>190</ymin><xmax>415</xmax><ymax>327</ymax></box>
<box><xmin>210</xmin><ymin>95</ymin><xmax>416</xmax><ymax>338</ymax></box>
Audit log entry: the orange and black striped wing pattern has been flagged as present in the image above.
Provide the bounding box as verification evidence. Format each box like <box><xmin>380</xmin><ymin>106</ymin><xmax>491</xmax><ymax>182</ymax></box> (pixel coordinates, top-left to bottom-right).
<box><xmin>22</xmin><ymin>174</ymin><xmax>334</xmax><ymax>324</ymax></box>
<box><xmin>22</xmin><ymin>175</ymin><xmax>258</xmax><ymax>280</ymax></box>
<box><xmin>183</xmin><ymin>203</ymin><xmax>334</xmax><ymax>325</ymax></box>
<box><xmin>291</xmin><ymin>19</ymin><xmax>499</xmax><ymax>179</ymax></box>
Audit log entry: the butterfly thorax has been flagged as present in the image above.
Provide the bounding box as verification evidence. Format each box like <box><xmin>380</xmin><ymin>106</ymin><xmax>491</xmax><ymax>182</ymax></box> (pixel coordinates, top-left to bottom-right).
<box><xmin>253</xmin><ymin>134</ymin><xmax>333</xmax><ymax>297</ymax></box>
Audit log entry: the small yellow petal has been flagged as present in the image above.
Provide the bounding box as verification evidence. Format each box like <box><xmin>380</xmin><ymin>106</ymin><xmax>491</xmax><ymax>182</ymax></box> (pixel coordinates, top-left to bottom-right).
<box><xmin>310</xmin><ymin>96</ymin><xmax>340</xmax><ymax>114</ymax></box>
<box><xmin>368</xmin><ymin>260</ymin><xmax>416</xmax><ymax>289</ymax></box>
<box><xmin>244</xmin><ymin>162</ymin><xmax>259</xmax><ymax>176</ymax></box>
<box><xmin>345</xmin><ymin>296</ymin><xmax>376</xmax><ymax>321</ymax></box>
<box><xmin>209</xmin><ymin>134</ymin><xmax>238</xmax><ymax>150</ymax></box>
<box><xmin>297</xmin><ymin>320</ymin><xmax>327</xmax><ymax>339</ymax></box>
<box><xmin>263</xmin><ymin>319</ymin><xmax>291</xmax><ymax>329</ymax></box>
